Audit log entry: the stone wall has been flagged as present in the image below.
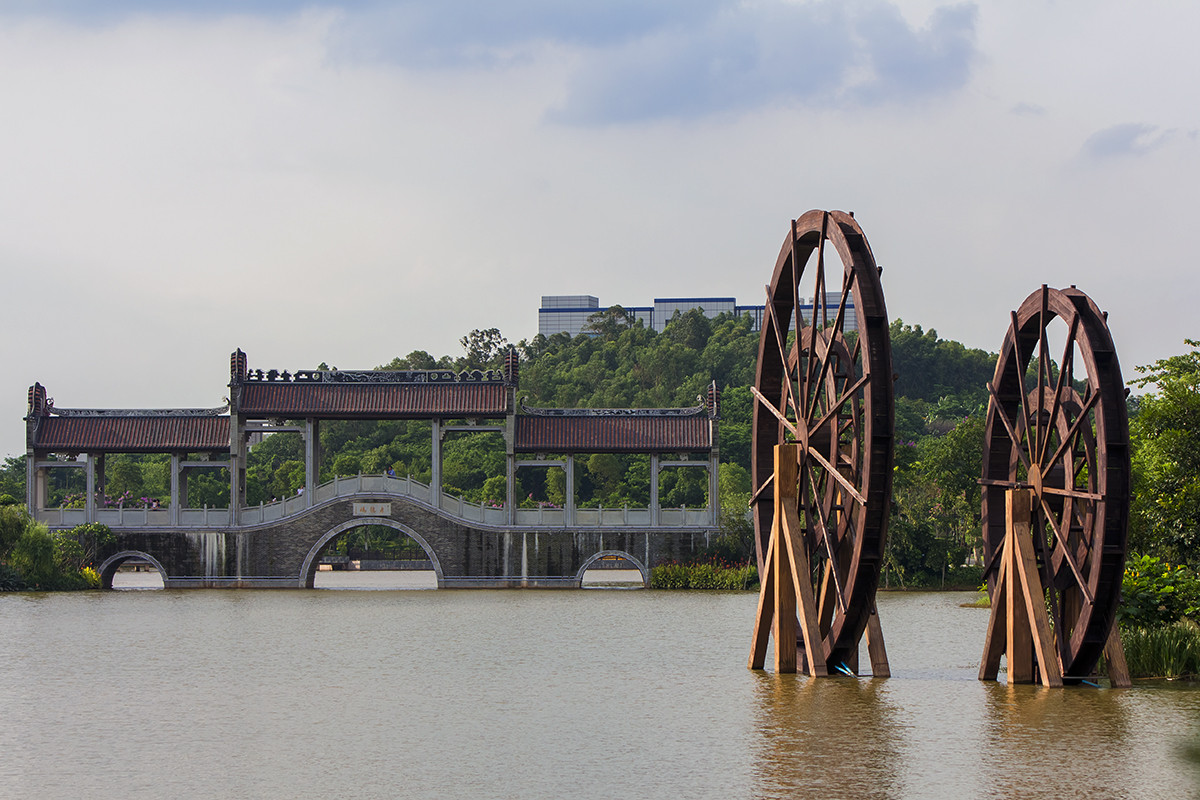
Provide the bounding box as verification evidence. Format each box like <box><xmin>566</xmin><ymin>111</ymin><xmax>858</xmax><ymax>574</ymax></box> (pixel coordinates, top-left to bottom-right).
<box><xmin>96</xmin><ymin>496</ymin><xmax>715</xmax><ymax>588</ymax></box>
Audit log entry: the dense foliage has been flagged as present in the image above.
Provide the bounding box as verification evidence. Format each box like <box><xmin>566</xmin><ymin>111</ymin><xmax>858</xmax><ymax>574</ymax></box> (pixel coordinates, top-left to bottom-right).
<box><xmin>0</xmin><ymin>501</ymin><xmax>109</xmax><ymax>591</ymax></box>
<box><xmin>1128</xmin><ymin>340</ymin><xmax>1200</xmax><ymax>567</ymax></box>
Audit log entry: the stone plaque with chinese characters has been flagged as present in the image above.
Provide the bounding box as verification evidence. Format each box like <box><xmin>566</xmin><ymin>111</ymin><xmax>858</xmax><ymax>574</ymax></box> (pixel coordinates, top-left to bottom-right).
<box><xmin>352</xmin><ymin>502</ymin><xmax>392</xmax><ymax>516</ymax></box>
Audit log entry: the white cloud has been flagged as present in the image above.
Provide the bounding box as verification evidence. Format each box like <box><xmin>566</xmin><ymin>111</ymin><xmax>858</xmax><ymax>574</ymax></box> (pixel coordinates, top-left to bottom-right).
<box><xmin>2</xmin><ymin>0</ymin><xmax>1200</xmax><ymax>459</ymax></box>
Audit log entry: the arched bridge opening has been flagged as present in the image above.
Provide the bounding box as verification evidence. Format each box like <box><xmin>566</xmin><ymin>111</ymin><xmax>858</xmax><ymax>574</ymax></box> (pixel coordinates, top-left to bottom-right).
<box><xmin>98</xmin><ymin>551</ymin><xmax>168</xmax><ymax>590</ymax></box>
<box><xmin>577</xmin><ymin>550</ymin><xmax>649</xmax><ymax>589</ymax></box>
<box><xmin>300</xmin><ymin>518</ymin><xmax>445</xmax><ymax>590</ymax></box>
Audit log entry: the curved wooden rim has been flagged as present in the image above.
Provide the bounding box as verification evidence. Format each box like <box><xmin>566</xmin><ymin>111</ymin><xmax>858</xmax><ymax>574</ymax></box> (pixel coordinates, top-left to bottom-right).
<box><xmin>750</xmin><ymin>210</ymin><xmax>894</xmax><ymax>668</ymax></box>
<box><xmin>980</xmin><ymin>285</ymin><xmax>1129</xmax><ymax>678</ymax></box>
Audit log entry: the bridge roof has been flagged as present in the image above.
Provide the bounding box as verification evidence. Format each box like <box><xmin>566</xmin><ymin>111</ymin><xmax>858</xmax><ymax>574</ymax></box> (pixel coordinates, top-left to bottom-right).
<box><xmin>32</xmin><ymin>415</ymin><xmax>230</xmax><ymax>453</ymax></box>
<box><xmin>515</xmin><ymin>412</ymin><xmax>711</xmax><ymax>453</ymax></box>
<box><xmin>238</xmin><ymin>382</ymin><xmax>508</xmax><ymax>419</ymax></box>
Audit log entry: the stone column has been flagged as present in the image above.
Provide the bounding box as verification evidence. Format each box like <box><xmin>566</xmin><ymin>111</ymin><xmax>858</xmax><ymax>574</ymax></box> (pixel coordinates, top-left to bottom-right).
<box><xmin>305</xmin><ymin>418</ymin><xmax>320</xmax><ymax>508</ymax></box>
<box><xmin>650</xmin><ymin>454</ymin><xmax>660</xmax><ymax>527</ymax></box>
<box><xmin>565</xmin><ymin>454</ymin><xmax>575</xmax><ymax>527</ymax></box>
<box><xmin>431</xmin><ymin>419</ymin><xmax>442</xmax><ymax>506</ymax></box>
<box><xmin>505</xmin><ymin>408</ymin><xmax>515</xmax><ymax>526</ymax></box>
<box><xmin>25</xmin><ymin>449</ymin><xmax>36</xmax><ymax>513</ymax></box>
<box><xmin>709</xmin><ymin>455</ymin><xmax>720</xmax><ymax>526</ymax></box>
<box><xmin>85</xmin><ymin>454</ymin><xmax>97</xmax><ymax>524</ymax></box>
<box><xmin>179</xmin><ymin>467</ymin><xmax>190</xmax><ymax>510</ymax></box>
<box><xmin>169</xmin><ymin>454</ymin><xmax>180</xmax><ymax>526</ymax></box>
<box><xmin>229</xmin><ymin>412</ymin><xmax>244</xmax><ymax>525</ymax></box>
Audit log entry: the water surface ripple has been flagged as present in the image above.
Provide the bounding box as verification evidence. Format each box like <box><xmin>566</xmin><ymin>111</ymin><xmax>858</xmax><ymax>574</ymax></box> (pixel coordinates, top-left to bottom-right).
<box><xmin>1</xmin><ymin>588</ymin><xmax>1196</xmax><ymax>798</ymax></box>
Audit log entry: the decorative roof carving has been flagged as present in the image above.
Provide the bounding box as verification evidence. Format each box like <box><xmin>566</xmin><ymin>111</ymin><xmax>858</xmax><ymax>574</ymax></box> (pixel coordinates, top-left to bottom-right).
<box><xmin>519</xmin><ymin>402</ymin><xmax>707</xmax><ymax>418</ymax></box>
<box><xmin>45</xmin><ymin>406</ymin><xmax>230</xmax><ymax>418</ymax></box>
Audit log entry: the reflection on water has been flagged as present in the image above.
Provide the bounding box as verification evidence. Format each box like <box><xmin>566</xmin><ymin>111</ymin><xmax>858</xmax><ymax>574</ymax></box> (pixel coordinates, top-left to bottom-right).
<box><xmin>752</xmin><ymin>675</ymin><xmax>901</xmax><ymax>799</ymax></box>
<box><xmin>0</xmin><ymin>589</ymin><xmax>1196</xmax><ymax>798</ymax></box>
<box><xmin>313</xmin><ymin>570</ymin><xmax>438</xmax><ymax>590</ymax></box>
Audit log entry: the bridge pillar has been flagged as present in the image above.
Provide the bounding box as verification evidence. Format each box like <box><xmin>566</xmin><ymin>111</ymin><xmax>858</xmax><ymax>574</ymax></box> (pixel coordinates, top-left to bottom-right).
<box><xmin>431</xmin><ymin>419</ymin><xmax>442</xmax><ymax>504</ymax></box>
<box><xmin>709</xmin><ymin>455</ymin><xmax>720</xmax><ymax>526</ymax></box>
<box><xmin>304</xmin><ymin>418</ymin><xmax>320</xmax><ymax>508</ymax></box>
<box><xmin>229</xmin><ymin>412</ymin><xmax>244</xmax><ymax>525</ymax></box>
<box><xmin>650</xmin><ymin>454</ymin><xmax>660</xmax><ymax>526</ymax></box>
<box><xmin>169</xmin><ymin>454</ymin><xmax>181</xmax><ymax>526</ymax></box>
<box><xmin>565</xmin><ymin>454</ymin><xmax>575</xmax><ymax>526</ymax></box>
<box><xmin>86</xmin><ymin>454</ymin><xmax>97</xmax><ymax>523</ymax></box>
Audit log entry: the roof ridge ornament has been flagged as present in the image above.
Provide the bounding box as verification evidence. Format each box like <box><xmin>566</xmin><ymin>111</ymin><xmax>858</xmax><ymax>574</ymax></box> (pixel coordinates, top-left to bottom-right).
<box><xmin>47</xmin><ymin>406</ymin><xmax>230</xmax><ymax>418</ymax></box>
<box><xmin>519</xmin><ymin>402</ymin><xmax>707</xmax><ymax>418</ymax></box>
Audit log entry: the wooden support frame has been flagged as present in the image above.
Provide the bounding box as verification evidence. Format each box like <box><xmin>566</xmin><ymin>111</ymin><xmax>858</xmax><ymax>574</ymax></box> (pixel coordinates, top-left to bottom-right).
<box><xmin>749</xmin><ymin>445</ymin><xmax>886</xmax><ymax>677</ymax></box>
<box><xmin>980</xmin><ymin>488</ymin><xmax>1129</xmax><ymax>687</ymax></box>
<box><xmin>980</xmin><ymin>489</ymin><xmax>1063</xmax><ymax>687</ymax></box>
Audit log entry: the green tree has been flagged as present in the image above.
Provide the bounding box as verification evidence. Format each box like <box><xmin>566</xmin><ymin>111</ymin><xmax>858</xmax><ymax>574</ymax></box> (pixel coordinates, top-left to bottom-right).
<box><xmin>1129</xmin><ymin>339</ymin><xmax>1200</xmax><ymax>564</ymax></box>
<box><xmin>458</xmin><ymin>328</ymin><xmax>509</xmax><ymax>371</ymax></box>
<box><xmin>0</xmin><ymin>455</ymin><xmax>25</xmax><ymax>501</ymax></box>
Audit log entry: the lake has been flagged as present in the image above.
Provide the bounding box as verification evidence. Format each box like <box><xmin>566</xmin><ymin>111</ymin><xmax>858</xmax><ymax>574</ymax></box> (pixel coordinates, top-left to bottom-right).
<box><xmin>1</xmin><ymin>585</ymin><xmax>1196</xmax><ymax>798</ymax></box>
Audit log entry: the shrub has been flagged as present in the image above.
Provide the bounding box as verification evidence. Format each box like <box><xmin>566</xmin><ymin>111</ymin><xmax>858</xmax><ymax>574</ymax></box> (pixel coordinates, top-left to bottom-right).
<box><xmin>1120</xmin><ymin>620</ymin><xmax>1200</xmax><ymax>679</ymax></box>
<box><xmin>651</xmin><ymin>557</ymin><xmax>757</xmax><ymax>590</ymax></box>
<box><xmin>1118</xmin><ymin>555</ymin><xmax>1200</xmax><ymax>628</ymax></box>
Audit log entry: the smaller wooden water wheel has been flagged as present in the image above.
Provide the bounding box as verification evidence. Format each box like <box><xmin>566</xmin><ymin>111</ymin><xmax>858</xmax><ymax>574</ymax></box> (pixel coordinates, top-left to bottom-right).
<box><xmin>748</xmin><ymin>210</ymin><xmax>894</xmax><ymax>676</ymax></box>
<box><xmin>979</xmin><ymin>286</ymin><xmax>1130</xmax><ymax>685</ymax></box>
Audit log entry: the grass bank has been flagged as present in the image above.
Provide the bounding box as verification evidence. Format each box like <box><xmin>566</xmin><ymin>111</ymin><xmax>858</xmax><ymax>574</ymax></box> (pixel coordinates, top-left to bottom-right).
<box><xmin>651</xmin><ymin>558</ymin><xmax>758</xmax><ymax>590</ymax></box>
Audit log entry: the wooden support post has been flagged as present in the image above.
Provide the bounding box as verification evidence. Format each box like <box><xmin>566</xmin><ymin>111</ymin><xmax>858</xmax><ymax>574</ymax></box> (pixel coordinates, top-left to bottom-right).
<box><xmin>747</xmin><ymin>445</ymin><xmax>833</xmax><ymax>676</ymax></box>
<box><xmin>772</xmin><ymin>505</ymin><xmax>798</xmax><ymax>673</ymax></box>
<box><xmin>979</xmin><ymin>489</ymin><xmax>1063</xmax><ymax>687</ymax></box>
<box><xmin>748</xmin><ymin>534</ymin><xmax>776</xmax><ymax>670</ymax></box>
<box><xmin>865</xmin><ymin>606</ymin><xmax>890</xmax><ymax>678</ymax></box>
<box><xmin>1104</xmin><ymin>624</ymin><xmax>1132</xmax><ymax>688</ymax></box>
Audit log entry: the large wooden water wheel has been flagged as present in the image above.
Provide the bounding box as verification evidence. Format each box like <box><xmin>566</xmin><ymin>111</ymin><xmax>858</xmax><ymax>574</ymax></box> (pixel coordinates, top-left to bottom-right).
<box><xmin>979</xmin><ymin>286</ymin><xmax>1130</xmax><ymax>684</ymax></box>
<box><xmin>748</xmin><ymin>210</ymin><xmax>894</xmax><ymax>675</ymax></box>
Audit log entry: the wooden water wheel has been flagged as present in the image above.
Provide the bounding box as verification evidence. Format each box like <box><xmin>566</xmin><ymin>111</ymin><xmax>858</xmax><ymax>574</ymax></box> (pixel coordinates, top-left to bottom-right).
<box><xmin>748</xmin><ymin>210</ymin><xmax>894</xmax><ymax>675</ymax></box>
<box><xmin>979</xmin><ymin>286</ymin><xmax>1130</xmax><ymax>685</ymax></box>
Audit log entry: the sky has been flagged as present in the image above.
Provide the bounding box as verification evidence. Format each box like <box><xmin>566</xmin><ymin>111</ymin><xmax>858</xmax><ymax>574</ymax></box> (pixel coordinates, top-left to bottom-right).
<box><xmin>2</xmin><ymin>0</ymin><xmax>1197</xmax><ymax>458</ymax></box>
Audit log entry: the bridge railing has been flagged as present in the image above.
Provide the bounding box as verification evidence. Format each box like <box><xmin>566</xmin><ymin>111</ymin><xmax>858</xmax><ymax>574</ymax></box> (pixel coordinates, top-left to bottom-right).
<box><xmin>38</xmin><ymin>472</ymin><xmax>714</xmax><ymax>529</ymax></box>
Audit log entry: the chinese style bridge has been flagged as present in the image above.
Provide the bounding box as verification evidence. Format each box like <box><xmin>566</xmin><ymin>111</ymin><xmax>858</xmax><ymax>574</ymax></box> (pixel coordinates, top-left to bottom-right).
<box><xmin>25</xmin><ymin>349</ymin><xmax>720</xmax><ymax>589</ymax></box>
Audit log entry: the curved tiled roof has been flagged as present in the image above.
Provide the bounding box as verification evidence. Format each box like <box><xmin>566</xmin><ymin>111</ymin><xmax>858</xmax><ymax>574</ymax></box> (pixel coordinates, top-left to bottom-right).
<box><xmin>238</xmin><ymin>382</ymin><xmax>508</xmax><ymax>418</ymax></box>
<box><xmin>33</xmin><ymin>416</ymin><xmax>230</xmax><ymax>453</ymax></box>
<box><xmin>515</xmin><ymin>414</ymin><xmax>711</xmax><ymax>453</ymax></box>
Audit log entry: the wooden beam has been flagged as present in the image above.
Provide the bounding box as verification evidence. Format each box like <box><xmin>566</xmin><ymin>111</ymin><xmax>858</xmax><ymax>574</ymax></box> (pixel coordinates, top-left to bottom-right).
<box><xmin>1009</xmin><ymin>490</ymin><xmax>1063</xmax><ymax>687</ymax></box>
<box><xmin>979</xmin><ymin>489</ymin><xmax>1064</xmax><ymax>687</ymax></box>
<box><xmin>748</xmin><ymin>534</ymin><xmax>776</xmax><ymax>670</ymax></box>
<box><xmin>772</xmin><ymin>498</ymin><xmax>798</xmax><ymax>674</ymax></box>
<box><xmin>978</xmin><ymin>553</ymin><xmax>1008</xmax><ymax>681</ymax></box>
<box><xmin>781</xmin><ymin>493</ymin><xmax>828</xmax><ymax>676</ymax></box>
<box><xmin>865</xmin><ymin>607</ymin><xmax>890</xmax><ymax>678</ymax></box>
<box><xmin>1104</xmin><ymin>623</ymin><xmax>1132</xmax><ymax>688</ymax></box>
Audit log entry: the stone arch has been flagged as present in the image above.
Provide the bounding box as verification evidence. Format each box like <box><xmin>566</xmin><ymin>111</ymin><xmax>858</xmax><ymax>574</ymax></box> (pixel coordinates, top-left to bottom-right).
<box><xmin>575</xmin><ymin>550</ymin><xmax>650</xmax><ymax>588</ymax></box>
<box><xmin>298</xmin><ymin>516</ymin><xmax>445</xmax><ymax>589</ymax></box>
<box><xmin>97</xmin><ymin>550</ymin><xmax>169</xmax><ymax>590</ymax></box>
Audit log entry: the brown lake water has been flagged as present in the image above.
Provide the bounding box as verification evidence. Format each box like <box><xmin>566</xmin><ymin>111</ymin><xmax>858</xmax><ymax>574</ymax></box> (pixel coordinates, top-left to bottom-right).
<box><xmin>1</xmin><ymin>587</ymin><xmax>1196</xmax><ymax>799</ymax></box>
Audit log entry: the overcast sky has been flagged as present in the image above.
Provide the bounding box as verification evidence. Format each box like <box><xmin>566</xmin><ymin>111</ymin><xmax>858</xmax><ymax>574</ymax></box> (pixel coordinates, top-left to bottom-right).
<box><xmin>2</xmin><ymin>0</ymin><xmax>1196</xmax><ymax>457</ymax></box>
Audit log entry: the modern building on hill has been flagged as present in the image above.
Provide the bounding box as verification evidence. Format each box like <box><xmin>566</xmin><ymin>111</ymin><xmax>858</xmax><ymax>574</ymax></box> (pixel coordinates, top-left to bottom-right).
<box><xmin>537</xmin><ymin>294</ymin><xmax>855</xmax><ymax>338</ymax></box>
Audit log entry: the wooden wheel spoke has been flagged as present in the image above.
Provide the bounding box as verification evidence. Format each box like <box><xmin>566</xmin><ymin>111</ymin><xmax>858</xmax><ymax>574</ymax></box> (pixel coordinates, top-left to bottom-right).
<box><xmin>805</xmin><ymin>465</ymin><xmax>846</xmax><ymax>612</ymax></box>
<box><xmin>1040</xmin><ymin>485</ymin><xmax>1103</xmax><ymax>502</ymax></box>
<box><xmin>1035</xmin><ymin>287</ymin><xmax>1048</xmax><ymax>464</ymax></box>
<box><xmin>813</xmin><ymin>373</ymin><xmax>870</xmax><ymax>434</ymax></box>
<box><xmin>762</xmin><ymin>284</ymin><xmax>800</xmax><ymax>422</ymax></box>
<box><xmin>751</xmin><ymin>386</ymin><xmax>799</xmax><ymax>440</ymax></box>
<box><xmin>1010</xmin><ymin>312</ymin><xmax>1037</xmax><ymax>465</ymax></box>
<box><xmin>1043</xmin><ymin>390</ymin><xmax>1101</xmax><ymax>472</ymax></box>
<box><xmin>986</xmin><ymin>381</ymin><xmax>1033</xmax><ymax>473</ymax></box>
<box><xmin>749</xmin><ymin>473</ymin><xmax>775</xmax><ymax>506</ymax></box>
<box><xmin>805</xmin><ymin>268</ymin><xmax>857</xmax><ymax>422</ymax></box>
<box><xmin>1038</xmin><ymin>312</ymin><xmax>1080</xmax><ymax>466</ymax></box>
<box><xmin>1037</xmin><ymin>494</ymin><xmax>1094</xmax><ymax>605</ymax></box>
<box><xmin>806</xmin><ymin>446</ymin><xmax>866</xmax><ymax>507</ymax></box>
